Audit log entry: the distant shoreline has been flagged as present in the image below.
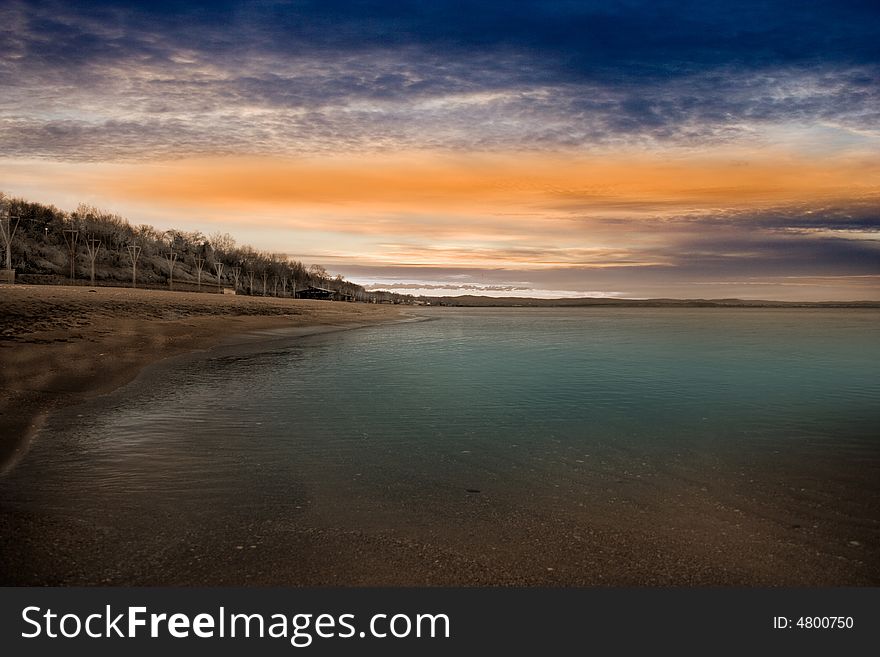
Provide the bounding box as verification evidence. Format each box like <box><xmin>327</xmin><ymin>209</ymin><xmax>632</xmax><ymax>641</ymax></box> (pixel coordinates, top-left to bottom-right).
<box><xmin>0</xmin><ymin>285</ymin><xmax>407</xmax><ymax>471</ymax></box>
<box><xmin>424</xmin><ymin>295</ymin><xmax>880</xmax><ymax>308</ymax></box>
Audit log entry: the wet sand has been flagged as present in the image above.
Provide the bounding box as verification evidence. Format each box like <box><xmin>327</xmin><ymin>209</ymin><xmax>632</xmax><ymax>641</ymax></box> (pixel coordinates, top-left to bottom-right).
<box><xmin>0</xmin><ymin>285</ymin><xmax>405</xmax><ymax>471</ymax></box>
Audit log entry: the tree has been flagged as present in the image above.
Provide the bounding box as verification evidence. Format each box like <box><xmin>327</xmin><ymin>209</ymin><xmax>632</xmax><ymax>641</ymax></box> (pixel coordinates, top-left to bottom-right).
<box><xmin>208</xmin><ymin>231</ymin><xmax>236</xmax><ymax>256</ymax></box>
<box><xmin>308</xmin><ymin>263</ymin><xmax>328</xmax><ymax>279</ymax></box>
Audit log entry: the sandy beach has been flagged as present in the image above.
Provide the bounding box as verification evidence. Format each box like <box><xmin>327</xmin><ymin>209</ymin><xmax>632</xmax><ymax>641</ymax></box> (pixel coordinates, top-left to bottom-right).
<box><xmin>0</xmin><ymin>285</ymin><xmax>405</xmax><ymax>471</ymax></box>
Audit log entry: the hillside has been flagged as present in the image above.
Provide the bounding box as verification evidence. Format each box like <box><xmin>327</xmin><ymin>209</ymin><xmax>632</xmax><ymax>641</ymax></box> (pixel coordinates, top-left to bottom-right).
<box><xmin>0</xmin><ymin>193</ymin><xmax>411</xmax><ymax>303</ymax></box>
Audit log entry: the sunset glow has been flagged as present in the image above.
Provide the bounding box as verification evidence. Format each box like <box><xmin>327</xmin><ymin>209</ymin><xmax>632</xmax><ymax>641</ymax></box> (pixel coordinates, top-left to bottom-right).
<box><xmin>1</xmin><ymin>1</ymin><xmax>878</xmax><ymax>299</ymax></box>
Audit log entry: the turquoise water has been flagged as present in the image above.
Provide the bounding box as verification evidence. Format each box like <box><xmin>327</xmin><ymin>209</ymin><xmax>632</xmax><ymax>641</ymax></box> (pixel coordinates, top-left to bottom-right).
<box><xmin>2</xmin><ymin>308</ymin><xmax>879</xmax><ymax>584</ymax></box>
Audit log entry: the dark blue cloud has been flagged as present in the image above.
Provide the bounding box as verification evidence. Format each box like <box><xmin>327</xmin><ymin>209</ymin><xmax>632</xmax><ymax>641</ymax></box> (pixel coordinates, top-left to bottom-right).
<box><xmin>1</xmin><ymin>0</ymin><xmax>878</xmax><ymax>159</ymax></box>
<box><xmin>10</xmin><ymin>1</ymin><xmax>880</xmax><ymax>77</ymax></box>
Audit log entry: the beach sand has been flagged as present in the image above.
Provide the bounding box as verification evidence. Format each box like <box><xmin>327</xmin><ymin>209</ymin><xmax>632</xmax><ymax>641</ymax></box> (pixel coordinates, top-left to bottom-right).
<box><xmin>0</xmin><ymin>285</ymin><xmax>405</xmax><ymax>470</ymax></box>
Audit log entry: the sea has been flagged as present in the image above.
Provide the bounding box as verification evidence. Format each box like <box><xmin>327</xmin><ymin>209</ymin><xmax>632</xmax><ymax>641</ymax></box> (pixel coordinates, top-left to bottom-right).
<box><xmin>1</xmin><ymin>307</ymin><xmax>878</xmax><ymax>585</ymax></box>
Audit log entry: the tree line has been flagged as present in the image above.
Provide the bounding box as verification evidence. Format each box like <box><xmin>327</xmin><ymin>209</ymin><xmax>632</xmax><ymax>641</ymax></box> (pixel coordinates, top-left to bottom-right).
<box><xmin>0</xmin><ymin>193</ymin><xmax>414</xmax><ymax>304</ymax></box>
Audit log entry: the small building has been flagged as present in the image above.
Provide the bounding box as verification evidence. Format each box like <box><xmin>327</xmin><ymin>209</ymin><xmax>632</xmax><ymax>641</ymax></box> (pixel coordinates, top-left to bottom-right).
<box><xmin>297</xmin><ymin>286</ymin><xmax>335</xmax><ymax>300</ymax></box>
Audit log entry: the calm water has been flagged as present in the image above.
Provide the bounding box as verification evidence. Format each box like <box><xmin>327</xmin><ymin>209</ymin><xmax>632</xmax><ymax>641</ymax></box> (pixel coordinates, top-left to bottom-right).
<box><xmin>2</xmin><ymin>308</ymin><xmax>879</xmax><ymax>584</ymax></box>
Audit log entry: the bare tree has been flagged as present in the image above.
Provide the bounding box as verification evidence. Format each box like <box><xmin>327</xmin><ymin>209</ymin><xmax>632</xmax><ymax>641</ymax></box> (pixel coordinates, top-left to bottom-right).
<box><xmin>165</xmin><ymin>250</ymin><xmax>177</xmax><ymax>290</ymax></box>
<box><xmin>0</xmin><ymin>202</ymin><xmax>21</xmax><ymax>272</ymax></box>
<box><xmin>209</xmin><ymin>231</ymin><xmax>236</xmax><ymax>255</ymax></box>
<box><xmin>308</xmin><ymin>263</ymin><xmax>328</xmax><ymax>279</ymax></box>
<box><xmin>127</xmin><ymin>244</ymin><xmax>141</xmax><ymax>288</ymax></box>
<box><xmin>84</xmin><ymin>237</ymin><xmax>101</xmax><ymax>286</ymax></box>
<box><xmin>214</xmin><ymin>261</ymin><xmax>224</xmax><ymax>293</ymax></box>
<box><xmin>62</xmin><ymin>228</ymin><xmax>79</xmax><ymax>283</ymax></box>
<box><xmin>195</xmin><ymin>255</ymin><xmax>206</xmax><ymax>290</ymax></box>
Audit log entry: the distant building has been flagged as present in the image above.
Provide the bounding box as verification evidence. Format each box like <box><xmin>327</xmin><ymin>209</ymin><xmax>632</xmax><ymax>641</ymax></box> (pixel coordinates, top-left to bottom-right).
<box><xmin>296</xmin><ymin>286</ymin><xmax>355</xmax><ymax>301</ymax></box>
<box><xmin>297</xmin><ymin>286</ymin><xmax>335</xmax><ymax>300</ymax></box>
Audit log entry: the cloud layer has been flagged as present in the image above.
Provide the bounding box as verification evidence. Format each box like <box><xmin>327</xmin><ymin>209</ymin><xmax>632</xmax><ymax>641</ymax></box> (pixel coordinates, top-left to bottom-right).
<box><xmin>1</xmin><ymin>1</ymin><xmax>878</xmax><ymax>299</ymax></box>
<box><xmin>2</xmin><ymin>1</ymin><xmax>879</xmax><ymax>160</ymax></box>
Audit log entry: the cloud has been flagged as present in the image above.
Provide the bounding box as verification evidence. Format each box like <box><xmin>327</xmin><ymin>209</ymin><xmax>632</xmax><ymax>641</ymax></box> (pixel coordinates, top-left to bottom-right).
<box><xmin>331</xmin><ymin>246</ymin><xmax>880</xmax><ymax>301</ymax></box>
<box><xmin>2</xmin><ymin>1</ymin><xmax>878</xmax><ymax>301</ymax></box>
<box><xmin>684</xmin><ymin>201</ymin><xmax>880</xmax><ymax>233</ymax></box>
<box><xmin>44</xmin><ymin>152</ymin><xmax>877</xmax><ymax>215</ymax></box>
<box><xmin>1</xmin><ymin>1</ymin><xmax>878</xmax><ymax>160</ymax></box>
<box><xmin>364</xmin><ymin>282</ymin><xmax>531</xmax><ymax>292</ymax></box>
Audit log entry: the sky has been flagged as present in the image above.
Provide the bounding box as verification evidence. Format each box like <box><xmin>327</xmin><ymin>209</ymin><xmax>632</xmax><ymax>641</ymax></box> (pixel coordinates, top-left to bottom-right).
<box><xmin>1</xmin><ymin>0</ymin><xmax>878</xmax><ymax>300</ymax></box>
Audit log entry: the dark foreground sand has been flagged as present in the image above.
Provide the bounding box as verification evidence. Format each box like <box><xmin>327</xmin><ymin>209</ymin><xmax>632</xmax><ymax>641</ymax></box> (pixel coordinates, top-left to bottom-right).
<box><xmin>0</xmin><ymin>285</ymin><xmax>405</xmax><ymax>470</ymax></box>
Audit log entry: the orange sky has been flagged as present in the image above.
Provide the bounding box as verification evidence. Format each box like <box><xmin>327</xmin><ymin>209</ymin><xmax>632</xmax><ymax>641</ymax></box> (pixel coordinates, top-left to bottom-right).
<box><xmin>3</xmin><ymin>1</ymin><xmax>879</xmax><ymax>300</ymax></box>
<box><xmin>4</xmin><ymin>148</ymin><xmax>878</xmax><ymax>256</ymax></box>
<box><xmin>91</xmin><ymin>150</ymin><xmax>880</xmax><ymax>215</ymax></box>
<box><xmin>2</xmin><ymin>146</ymin><xmax>879</xmax><ymax>297</ymax></box>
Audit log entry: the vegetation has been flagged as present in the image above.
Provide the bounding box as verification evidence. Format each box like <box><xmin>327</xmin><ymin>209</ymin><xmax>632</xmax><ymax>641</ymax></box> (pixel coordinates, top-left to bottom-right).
<box><xmin>0</xmin><ymin>193</ymin><xmax>414</xmax><ymax>304</ymax></box>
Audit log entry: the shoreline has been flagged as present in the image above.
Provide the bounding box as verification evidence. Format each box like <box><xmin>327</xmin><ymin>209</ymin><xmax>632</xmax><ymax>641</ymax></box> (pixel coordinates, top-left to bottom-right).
<box><xmin>0</xmin><ymin>285</ymin><xmax>409</xmax><ymax>471</ymax></box>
